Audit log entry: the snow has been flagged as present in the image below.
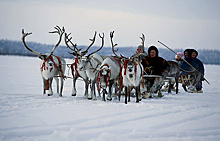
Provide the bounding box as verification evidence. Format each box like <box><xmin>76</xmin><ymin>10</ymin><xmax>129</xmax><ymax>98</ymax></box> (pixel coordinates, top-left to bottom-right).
<box><xmin>0</xmin><ymin>55</ymin><xmax>220</xmax><ymax>141</ymax></box>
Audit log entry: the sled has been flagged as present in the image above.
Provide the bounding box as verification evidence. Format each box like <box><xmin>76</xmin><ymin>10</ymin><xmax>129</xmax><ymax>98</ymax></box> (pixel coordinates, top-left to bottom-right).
<box><xmin>180</xmin><ymin>71</ymin><xmax>203</xmax><ymax>93</ymax></box>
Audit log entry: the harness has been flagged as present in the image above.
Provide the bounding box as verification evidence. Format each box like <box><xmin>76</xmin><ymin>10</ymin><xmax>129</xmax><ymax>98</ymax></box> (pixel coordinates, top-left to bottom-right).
<box><xmin>97</xmin><ymin>64</ymin><xmax>111</xmax><ymax>91</ymax></box>
<box><xmin>41</xmin><ymin>55</ymin><xmax>65</xmax><ymax>79</ymax></box>
<box><xmin>113</xmin><ymin>58</ymin><xmax>123</xmax><ymax>91</ymax></box>
<box><xmin>123</xmin><ymin>59</ymin><xmax>144</xmax><ymax>88</ymax></box>
<box><xmin>71</xmin><ymin>56</ymin><xmax>83</xmax><ymax>78</ymax></box>
<box><xmin>123</xmin><ymin>59</ymin><xmax>137</xmax><ymax>77</ymax></box>
<box><xmin>97</xmin><ymin>58</ymin><xmax>123</xmax><ymax>92</ymax></box>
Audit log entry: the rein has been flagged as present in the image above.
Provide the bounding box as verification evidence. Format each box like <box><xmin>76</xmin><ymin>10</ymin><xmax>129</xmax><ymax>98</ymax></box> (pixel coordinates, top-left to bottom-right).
<box><xmin>113</xmin><ymin>58</ymin><xmax>123</xmax><ymax>92</ymax></box>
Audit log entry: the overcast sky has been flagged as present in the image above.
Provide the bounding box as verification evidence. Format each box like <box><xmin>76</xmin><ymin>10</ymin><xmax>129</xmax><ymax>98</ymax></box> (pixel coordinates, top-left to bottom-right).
<box><xmin>1</xmin><ymin>0</ymin><xmax>220</xmax><ymax>50</ymax></box>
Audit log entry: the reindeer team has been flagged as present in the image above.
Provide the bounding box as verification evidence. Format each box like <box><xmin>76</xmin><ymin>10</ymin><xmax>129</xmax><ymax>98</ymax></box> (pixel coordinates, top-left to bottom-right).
<box><xmin>21</xmin><ymin>26</ymin><xmax>180</xmax><ymax>104</ymax></box>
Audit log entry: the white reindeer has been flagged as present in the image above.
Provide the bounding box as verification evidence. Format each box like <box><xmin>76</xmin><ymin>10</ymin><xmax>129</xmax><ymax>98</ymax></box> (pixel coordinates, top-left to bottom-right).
<box><xmin>21</xmin><ymin>26</ymin><xmax>66</xmax><ymax>96</ymax></box>
<box><xmin>110</xmin><ymin>31</ymin><xmax>144</xmax><ymax>104</ymax></box>
<box><xmin>64</xmin><ymin>32</ymin><xmax>95</xmax><ymax>97</ymax></box>
<box><xmin>65</xmin><ymin>31</ymin><xmax>105</xmax><ymax>100</ymax></box>
<box><xmin>98</xmin><ymin>56</ymin><xmax>123</xmax><ymax>101</ymax></box>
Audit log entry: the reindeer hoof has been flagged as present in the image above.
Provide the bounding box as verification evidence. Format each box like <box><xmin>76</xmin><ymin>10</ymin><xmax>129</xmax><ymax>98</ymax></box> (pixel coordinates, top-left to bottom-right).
<box><xmin>48</xmin><ymin>94</ymin><xmax>53</xmax><ymax>96</ymax></box>
<box><xmin>59</xmin><ymin>94</ymin><xmax>62</xmax><ymax>97</ymax></box>
<box><xmin>72</xmin><ymin>94</ymin><xmax>76</xmax><ymax>96</ymax></box>
<box><xmin>88</xmin><ymin>97</ymin><xmax>92</xmax><ymax>100</ymax></box>
<box><xmin>107</xmin><ymin>98</ymin><xmax>112</xmax><ymax>101</ymax></box>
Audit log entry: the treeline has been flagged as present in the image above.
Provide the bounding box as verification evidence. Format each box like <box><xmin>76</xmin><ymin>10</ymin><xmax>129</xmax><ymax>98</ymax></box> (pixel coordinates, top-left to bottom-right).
<box><xmin>0</xmin><ymin>39</ymin><xmax>219</xmax><ymax>64</ymax></box>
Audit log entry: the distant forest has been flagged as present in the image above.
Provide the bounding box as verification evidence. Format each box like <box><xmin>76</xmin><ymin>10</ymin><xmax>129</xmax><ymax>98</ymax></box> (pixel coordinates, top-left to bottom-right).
<box><xmin>0</xmin><ymin>39</ymin><xmax>219</xmax><ymax>64</ymax></box>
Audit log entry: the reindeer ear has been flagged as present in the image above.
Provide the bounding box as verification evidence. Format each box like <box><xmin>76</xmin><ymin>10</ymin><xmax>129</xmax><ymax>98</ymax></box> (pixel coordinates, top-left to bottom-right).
<box><xmin>39</xmin><ymin>55</ymin><xmax>46</xmax><ymax>60</ymax></box>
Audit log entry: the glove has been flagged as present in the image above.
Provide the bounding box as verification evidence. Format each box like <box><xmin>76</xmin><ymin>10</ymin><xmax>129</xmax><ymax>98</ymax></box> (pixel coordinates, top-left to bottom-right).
<box><xmin>145</xmin><ymin>66</ymin><xmax>154</xmax><ymax>74</ymax></box>
<box><xmin>162</xmin><ymin>70</ymin><xmax>169</xmax><ymax>78</ymax></box>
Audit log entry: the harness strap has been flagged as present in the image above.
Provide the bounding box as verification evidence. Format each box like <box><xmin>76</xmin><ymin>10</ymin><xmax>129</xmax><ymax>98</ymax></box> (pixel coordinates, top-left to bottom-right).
<box><xmin>97</xmin><ymin>63</ymin><xmax>111</xmax><ymax>91</ymax></box>
<box><xmin>123</xmin><ymin>60</ymin><xmax>129</xmax><ymax>75</ymax></box>
<box><xmin>113</xmin><ymin>58</ymin><xmax>123</xmax><ymax>92</ymax></box>
<box><xmin>73</xmin><ymin>57</ymin><xmax>83</xmax><ymax>78</ymax></box>
<box><xmin>93</xmin><ymin>57</ymin><xmax>102</xmax><ymax>65</ymax></box>
<box><xmin>137</xmin><ymin>61</ymin><xmax>144</xmax><ymax>88</ymax></box>
<box><xmin>100</xmin><ymin>64</ymin><xmax>110</xmax><ymax>69</ymax></box>
<box><xmin>41</xmin><ymin>55</ymin><xmax>65</xmax><ymax>79</ymax></box>
<box><xmin>54</xmin><ymin>56</ymin><xmax>65</xmax><ymax>79</ymax></box>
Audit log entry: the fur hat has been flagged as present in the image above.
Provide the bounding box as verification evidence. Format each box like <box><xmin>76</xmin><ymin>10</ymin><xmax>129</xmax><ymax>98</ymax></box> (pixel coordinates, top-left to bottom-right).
<box><xmin>189</xmin><ymin>49</ymin><xmax>198</xmax><ymax>57</ymax></box>
<box><xmin>137</xmin><ymin>45</ymin><xmax>144</xmax><ymax>51</ymax></box>
<box><xmin>148</xmin><ymin>46</ymin><xmax>158</xmax><ymax>57</ymax></box>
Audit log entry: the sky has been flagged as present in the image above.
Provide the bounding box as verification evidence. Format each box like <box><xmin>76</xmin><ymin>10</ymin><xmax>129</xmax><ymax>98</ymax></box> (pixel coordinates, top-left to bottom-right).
<box><xmin>0</xmin><ymin>0</ymin><xmax>220</xmax><ymax>50</ymax></box>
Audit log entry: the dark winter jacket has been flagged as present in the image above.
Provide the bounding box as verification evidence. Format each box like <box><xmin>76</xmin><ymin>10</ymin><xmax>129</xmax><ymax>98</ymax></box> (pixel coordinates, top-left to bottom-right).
<box><xmin>141</xmin><ymin>55</ymin><xmax>169</xmax><ymax>76</ymax></box>
<box><xmin>181</xmin><ymin>57</ymin><xmax>204</xmax><ymax>75</ymax></box>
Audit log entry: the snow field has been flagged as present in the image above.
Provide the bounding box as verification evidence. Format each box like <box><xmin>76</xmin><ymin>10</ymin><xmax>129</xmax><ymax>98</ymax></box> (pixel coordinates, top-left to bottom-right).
<box><xmin>0</xmin><ymin>55</ymin><xmax>220</xmax><ymax>141</ymax></box>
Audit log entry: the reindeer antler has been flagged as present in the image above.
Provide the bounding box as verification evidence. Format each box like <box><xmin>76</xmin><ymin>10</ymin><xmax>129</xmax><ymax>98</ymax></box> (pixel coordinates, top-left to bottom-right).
<box><xmin>81</xmin><ymin>31</ymin><xmax>97</xmax><ymax>55</ymax></box>
<box><xmin>110</xmin><ymin>31</ymin><xmax>127</xmax><ymax>59</ymax></box>
<box><xmin>140</xmin><ymin>33</ymin><xmax>145</xmax><ymax>51</ymax></box>
<box><xmin>64</xmin><ymin>32</ymin><xmax>82</xmax><ymax>54</ymax></box>
<box><xmin>21</xmin><ymin>29</ymin><xmax>43</xmax><ymax>56</ymax></box>
<box><xmin>88</xmin><ymin>33</ymin><xmax>104</xmax><ymax>57</ymax></box>
<box><xmin>50</xmin><ymin>25</ymin><xmax>65</xmax><ymax>55</ymax></box>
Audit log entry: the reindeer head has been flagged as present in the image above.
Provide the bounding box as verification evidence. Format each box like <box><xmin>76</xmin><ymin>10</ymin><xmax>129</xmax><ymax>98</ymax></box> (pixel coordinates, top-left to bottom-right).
<box><xmin>98</xmin><ymin>64</ymin><xmax>111</xmax><ymax>88</ymax></box>
<box><xmin>78</xmin><ymin>55</ymin><xmax>90</xmax><ymax>71</ymax></box>
<box><xmin>65</xmin><ymin>31</ymin><xmax>104</xmax><ymax>72</ymax></box>
<box><xmin>21</xmin><ymin>26</ymin><xmax>65</xmax><ymax>74</ymax></box>
<box><xmin>110</xmin><ymin>31</ymin><xmax>144</xmax><ymax>80</ymax></box>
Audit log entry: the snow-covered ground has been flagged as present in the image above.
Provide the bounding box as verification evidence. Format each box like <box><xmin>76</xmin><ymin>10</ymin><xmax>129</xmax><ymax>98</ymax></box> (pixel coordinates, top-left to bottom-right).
<box><xmin>0</xmin><ymin>55</ymin><xmax>220</xmax><ymax>141</ymax></box>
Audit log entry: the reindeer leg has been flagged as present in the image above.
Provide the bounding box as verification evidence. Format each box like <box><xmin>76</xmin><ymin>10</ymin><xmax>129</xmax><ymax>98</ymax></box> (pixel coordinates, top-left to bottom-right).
<box><xmin>96</xmin><ymin>81</ymin><xmax>101</xmax><ymax>98</ymax></box>
<box><xmin>107</xmin><ymin>80</ymin><xmax>113</xmax><ymax>101</ymax></box>
<box><xmin>93</xmin><ymin>82</ymin><xmax>97</xmax><ymax>100</ymax></box>
<box><xmin>137</xmin><ymin>85</ymin><xmax>142</xmax><ymax>101</ymax></box>
<box><xmin>102</xmin><ymin>89</ymin><xmax>107</xmax><ymax>101</ymax></box>
<box><xmin>47</xmin><ymin>78</ymin><xmax>53</xmax><ymax>96</ymax></box>
<box><xmin>118</xmin><ymin>89</ymin><xmax>121</xmax><ymax>101</ymax></box>
<box><xmin>128</xmin><ymin>86</ymin><xmax>131</xmax><ymax>102</ymax></box>
<box><xmin>175</xmin><ymin>75</ymin><xmax>179</xmax><ymax>94</ymax></box>
<box><xmin>54</xmin><ymin>77</ymin><xmax>59</xmax><ymax>94</ymax></box>
<box><xmin>89</xmin><ymin>80</ymin><xmax>97</xmax><ymax>100</ymax></box>
<box><xmin>59</xmin><ymin>77</ymin><xmax>64</xmax><ymax>97</ymax></box>
<box><xmin>135</xmin><ymin>87</ymin><xmax>139</xmax><ymax>103</ymax></box>
<box><xmin>72</xmin><ymin>74</ymin><xmax>79</xmax><ymax>96</ymax></box>
<box><xmin>42</xmin><ymin>78</ymin><xmax>46</xmax><ymax>95</ymax></box>
<box><xmin>168</xmin><ymin>79</ymin><xmax>171</xmax><ymax>93</ymax></box>
<box><xmin>125</xmin><ymin>86</ymin><xmax>128</xmax><ymax>104</ymax></box>
<box><xmin>114</xmin><ymin>82</ymin><xmax>118</xmax><ymax>100</ymax></box>
<box><xmin>118</xmin><ymin>85</ymin><xmax>123</xmax><ymax>101</ymax></box>
<box><xmin>84</xmin><ymin>78</ymin><xmax>89</xmax><ymax>98</ymax></box>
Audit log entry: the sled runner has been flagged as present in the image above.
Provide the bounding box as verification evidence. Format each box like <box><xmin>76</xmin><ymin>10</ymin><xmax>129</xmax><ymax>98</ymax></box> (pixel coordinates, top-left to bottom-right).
<box><xmin>142</xmin><ymin>75</ymin><xmax>164</xmax><ymax>98</ymax></box>
<box><xmin>181</xmin><ymin>71</ymin><xmax>203</xmax><ymax>93</ymax></box>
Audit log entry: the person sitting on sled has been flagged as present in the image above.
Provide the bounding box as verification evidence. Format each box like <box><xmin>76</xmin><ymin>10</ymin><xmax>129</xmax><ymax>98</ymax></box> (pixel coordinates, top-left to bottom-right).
<box><xmin>132</xmin><ymin>45</ymin><xmax>147</xmax><ymax>61</ymax></box>
<box><xmin>183</xmin><ymin>49</ymin><xmax>193</xmax><ymax>58</ymax></box>
<box><xmin>181</xmin><ymin>49</ymin><xmax>205</xmax><ymax>92</ymax></box>
<box><xmin>173</xmin><ymin>52</ymin><xmax>183</xmax><ymax>66</ymax></box>
<box><xmin>141</xmin><ymin>46</ymin><xmax>170</xmax><ymax>97</ymax></box>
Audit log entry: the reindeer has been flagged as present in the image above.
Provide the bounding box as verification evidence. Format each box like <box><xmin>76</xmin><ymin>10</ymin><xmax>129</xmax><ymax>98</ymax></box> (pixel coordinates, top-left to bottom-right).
<box><xmin>64</xmin><ymin>32</ymin><xmax>94</xmax><ymax>97</ymax></box>
<box><xmin>21</xmin><ymin>26</ymin><xmax>66</xmax><ymax>96</ymax></box>
<box><xmin>163</xmin><ymin>61</ymin><xmax>180</xmax><ymax>94</ymax></box>
<box><xmin>110</xmin><ymin>31</ymin><xmax>144</xmax><ymax>104</ymax></box>
<box><xmin>65</xmin><ymin>31</ymin><xmax>104</xmax><ymax>100</ymax></box>
<box><xmin>98</xmin><ymin>56</ymin><xmax>123</xmax><ymax>101</ymax></box>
